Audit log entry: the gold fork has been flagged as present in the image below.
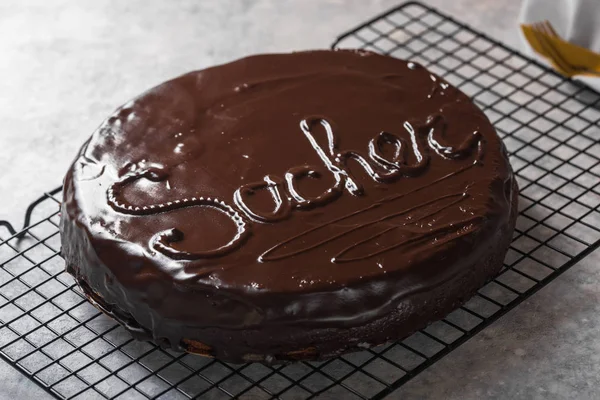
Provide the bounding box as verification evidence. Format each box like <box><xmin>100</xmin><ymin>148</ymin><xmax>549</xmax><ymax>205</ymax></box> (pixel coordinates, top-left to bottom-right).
<box><xmin>535</xmin><ymin>21</ymin><xmax>600</xmax><ymax>76</ymax></box>
<box><xmin>521</xmin><ymin>20</ymin><xmax>600</xmax><ymax>77</ymax></box>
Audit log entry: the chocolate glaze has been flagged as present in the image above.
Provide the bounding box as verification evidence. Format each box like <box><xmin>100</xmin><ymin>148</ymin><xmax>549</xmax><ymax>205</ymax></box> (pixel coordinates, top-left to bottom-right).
<box><xmin>60</xmin><ymin>50</ymin><xmax>517</xmax><ymax>362</ymax></box>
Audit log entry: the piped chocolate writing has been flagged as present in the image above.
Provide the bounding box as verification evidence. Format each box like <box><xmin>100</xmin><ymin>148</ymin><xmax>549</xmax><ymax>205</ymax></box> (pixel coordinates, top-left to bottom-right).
<box><xmin>107</xmin><ymin>114</ymin><xmax>484</xmax><ymax>262</ymax></box>
<box><xmin>107</xmin><ymin>167</ymin><xmax>250</xmax><ymax>259</ymax></box>
<box><xmin>235</xmin><ymin>114</ymin><xmax>483</xmax><ymax>220</ymax></box>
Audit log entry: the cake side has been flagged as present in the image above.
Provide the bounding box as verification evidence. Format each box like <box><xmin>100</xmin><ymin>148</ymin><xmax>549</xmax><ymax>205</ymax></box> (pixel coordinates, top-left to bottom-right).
<box><xmin>62</xmin><ymin>180</ymin><xmax>517</xmax><ymax>362</ymax></box>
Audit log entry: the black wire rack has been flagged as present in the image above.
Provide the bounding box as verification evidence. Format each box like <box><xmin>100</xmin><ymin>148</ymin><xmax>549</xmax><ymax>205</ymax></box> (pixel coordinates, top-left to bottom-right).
<box><xmin>1</xmin><ymin>2</ymin><xmax>600</xmax><ymax>399</ymax></box>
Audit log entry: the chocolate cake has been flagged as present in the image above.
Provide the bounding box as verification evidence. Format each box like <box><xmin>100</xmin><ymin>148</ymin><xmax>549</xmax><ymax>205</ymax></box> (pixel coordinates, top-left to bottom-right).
<box><xmin>60</xmin><ymin>49</ymin><xmax>518</xmax><ymax>363</ymax></box>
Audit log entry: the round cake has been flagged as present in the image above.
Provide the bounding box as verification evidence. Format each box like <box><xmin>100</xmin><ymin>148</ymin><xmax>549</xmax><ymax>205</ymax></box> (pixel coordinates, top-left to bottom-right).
<box><xmin>60</xmin><ymin>50</ymin><xmax>518</xmax><ymax>363</ymax></box>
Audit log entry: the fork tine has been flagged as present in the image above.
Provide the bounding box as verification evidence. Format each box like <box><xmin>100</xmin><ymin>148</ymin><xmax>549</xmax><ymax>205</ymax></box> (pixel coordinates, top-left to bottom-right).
<box><xmin>531</xmin><ymin>23</ymin><xmax>570</xmax><ymax>70</ymax></box>
<box><xmin>542</xmin><ymin>21</ymin><xmax>557</xmax><ymax>40</ymax></box>
<box><xmin>530</xmin><ymin>24</ymin><xmax>574</xmax><ymax>75</ymax></box>
<box><xmin>536</xmin><ymin>22</ymin><xmax>553</xmax><ymax>38</ymax></box>
<box><xmin>533</xmin><ymin>22</ymin><xmax>548</xmax><ymax>40</ymax></box>
<box><xmin>521</xmin><ymin>24</ymin><xmax>552</xmax><ymax>61</ymax></box>
<box><xmin>539</xmin><ymin>36</ymin><xmax>574</xmax><ymax>75</ymax></box>
<box><xmin>542</xmin><ymin>20</ymin><xmax>561</xmax><ymax>39</ymax></box>
<box><xmin>537</xmin><ymin>21</ymin><xmax>551</xmax><ymax>37</ymax></box>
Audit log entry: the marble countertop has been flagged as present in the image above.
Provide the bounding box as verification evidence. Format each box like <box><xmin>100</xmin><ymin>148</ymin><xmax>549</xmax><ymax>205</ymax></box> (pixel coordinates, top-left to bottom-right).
<box><xmin>1</xmin><ymin>1</ymin><xmax>599</xmax><ymax>399</ymax></box>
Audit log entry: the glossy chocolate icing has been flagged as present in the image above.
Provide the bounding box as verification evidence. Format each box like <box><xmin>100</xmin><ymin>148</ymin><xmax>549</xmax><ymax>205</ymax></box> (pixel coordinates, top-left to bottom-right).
<box><xmin>61</xmin><ymin>50</ymin><xmax>516</xmax><ymax>362</ymax></box>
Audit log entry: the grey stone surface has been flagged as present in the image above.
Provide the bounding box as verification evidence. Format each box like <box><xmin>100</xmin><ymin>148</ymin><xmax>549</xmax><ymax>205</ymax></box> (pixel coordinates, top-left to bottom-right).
<box><xmin>2</xmin><ymin>1</ymin><xmax>600</xmax><ymax>400</ymax></box>
<box><xmin>0</xmin><ymin>0</ymin><xmax>521</xmax><ymax>228</ymax></box>
<box><xmin>387</xmin><ymin>248</ymin><xmax>600</xmax><ymax>400</ymax></box>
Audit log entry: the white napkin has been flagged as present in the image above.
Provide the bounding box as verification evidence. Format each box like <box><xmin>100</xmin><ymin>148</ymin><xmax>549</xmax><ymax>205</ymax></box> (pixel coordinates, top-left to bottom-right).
<box><xmin>519</xmin><ymin>0</ymin><xmax>600</xmax><ymax>92</ymax></box>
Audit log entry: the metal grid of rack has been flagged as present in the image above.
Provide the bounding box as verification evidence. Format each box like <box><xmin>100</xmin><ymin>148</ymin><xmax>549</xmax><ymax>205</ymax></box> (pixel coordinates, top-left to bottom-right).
<box><xmin>1</xmin><ymin>2</ymin><xmax>600</xmax><ymax>399</ymax></box>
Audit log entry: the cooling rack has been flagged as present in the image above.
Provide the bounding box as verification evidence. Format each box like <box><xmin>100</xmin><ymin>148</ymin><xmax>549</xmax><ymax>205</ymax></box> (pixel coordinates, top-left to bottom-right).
<box><xmin>1</xmin><ymin>2</ymin><xmax>600</xmax><ymax>399</ymax></box>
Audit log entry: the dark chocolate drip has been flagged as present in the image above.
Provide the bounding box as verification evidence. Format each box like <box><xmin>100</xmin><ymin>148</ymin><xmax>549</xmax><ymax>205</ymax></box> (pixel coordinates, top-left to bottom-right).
<box><xmin>72</xmin><ymin>271</ymin><xmax>150</xmax><ymax>340</ymax></box>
